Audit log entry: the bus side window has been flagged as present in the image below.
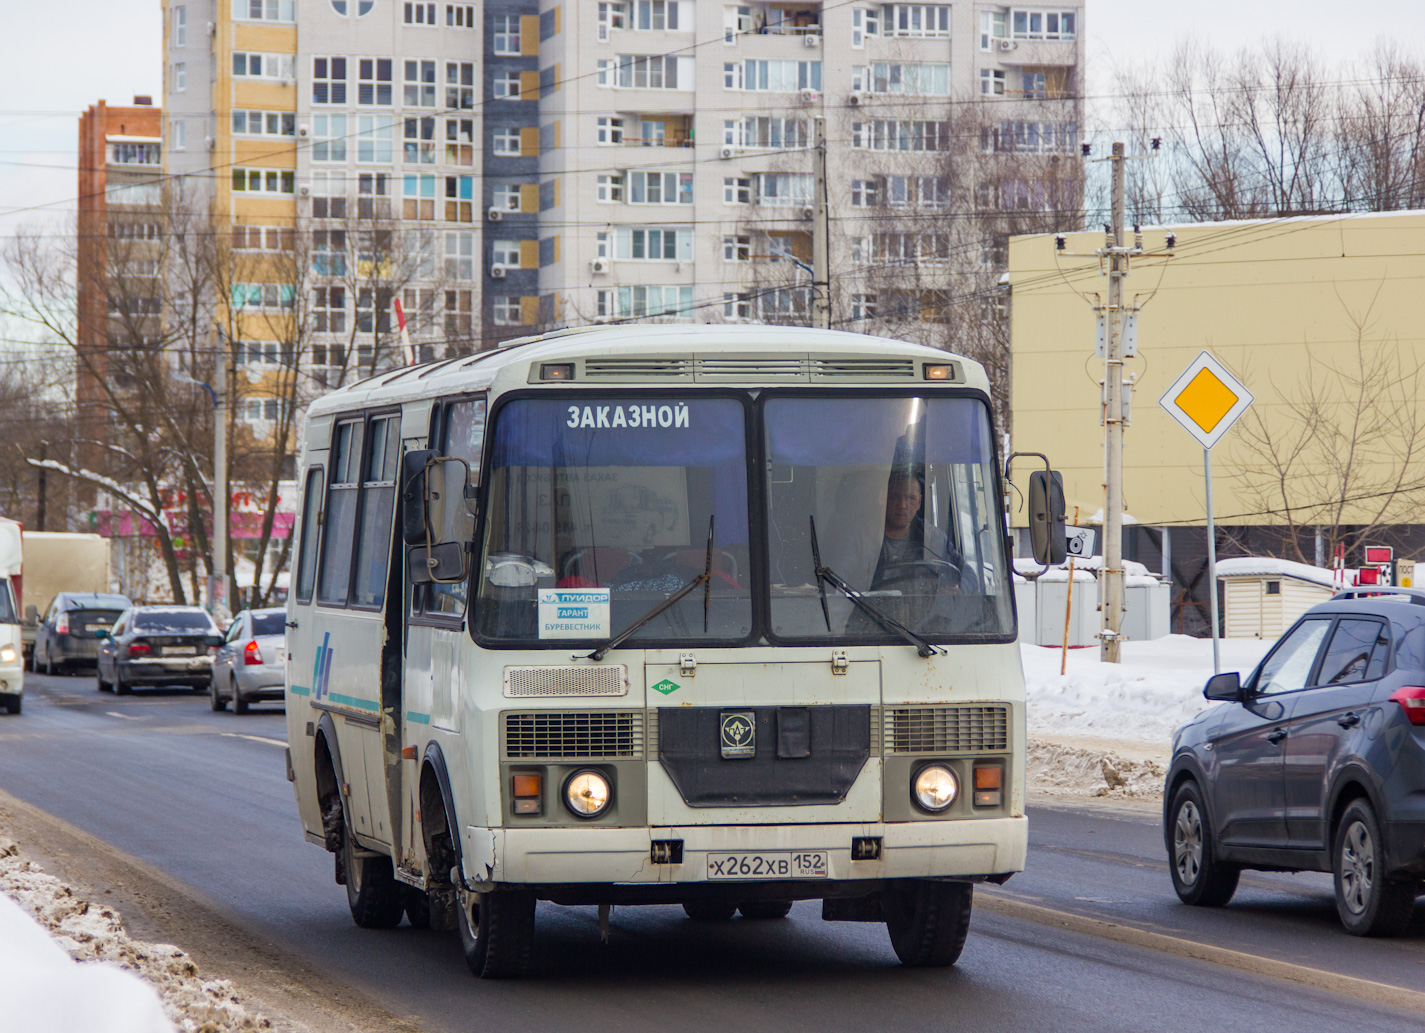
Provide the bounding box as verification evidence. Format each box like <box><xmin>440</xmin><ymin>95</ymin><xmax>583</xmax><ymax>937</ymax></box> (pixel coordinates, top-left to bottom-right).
<box><xmin>318</xmin><ymin>420</ymin><xmax>364</xmax><ymax>607</ymax></box>
<box><xmin>352</xmin><ymin>416</ymin><xmax>401</xmax><ymax>609</ymax></box>
<box><xmin>421</xmin><ymin>396</ymin><xmax>486</xmax><ymax>618</ymax></box>
<box><xmin>295</xmin><ymin>467</ymin><xmax>325</xmax><ymax>604</ymax></box>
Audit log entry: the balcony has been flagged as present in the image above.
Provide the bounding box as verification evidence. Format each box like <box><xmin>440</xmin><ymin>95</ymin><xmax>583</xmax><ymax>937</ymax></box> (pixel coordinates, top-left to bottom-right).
<box><xmin>992</xmin><ymin>39</ymin><xmax>1077</xmax><ymax>67</ymax></box>
<box><xmin>726</xmin><ymin>3</ymin><xmax>822</xmax><ymax>40</ymax></box>
<box><xmin>620</xmin><ymin>114</ymin><xmax>694</xmax><ymax>148</ymax></box>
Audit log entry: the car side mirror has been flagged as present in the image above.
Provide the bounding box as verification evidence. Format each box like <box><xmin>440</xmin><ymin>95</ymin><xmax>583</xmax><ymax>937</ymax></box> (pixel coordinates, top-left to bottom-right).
<box><xmin>23</xmin><ymin>605</ymin><xmax>37</xmax><ymax>627</ymax></box>
<box><xmin>1028</xmin><ymin>470</ymin><xmax>1067</xmax><ymax>566</ymax></box>
<box><xmin>1203</xmin><ymin>671</ymin><xmax>1243</xmax><ymax>702</ymax></box>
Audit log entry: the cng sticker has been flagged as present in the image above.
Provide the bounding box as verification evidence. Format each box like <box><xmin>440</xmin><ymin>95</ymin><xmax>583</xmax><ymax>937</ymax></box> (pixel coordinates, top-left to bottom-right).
<box><xmin>652</xmin><ymin>679</ymin><xmax>680</xmax><ymax>695</ymax></box>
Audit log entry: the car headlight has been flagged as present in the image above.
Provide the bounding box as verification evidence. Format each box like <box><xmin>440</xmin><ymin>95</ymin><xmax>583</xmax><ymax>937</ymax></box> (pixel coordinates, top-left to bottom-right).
<box><xmin>0</xmin><ymin>646</ymin><xmax>14</xmax><ymax>664</ymax></box>
<box><xmin>563</xmin><ymin>770</ymin><xmax>612</xmax><ymax>819</ymax></box>
<box><xmin>913</xmin><ymin>764</ymin><xmax>959</xmax><ymax>813</ymax></box>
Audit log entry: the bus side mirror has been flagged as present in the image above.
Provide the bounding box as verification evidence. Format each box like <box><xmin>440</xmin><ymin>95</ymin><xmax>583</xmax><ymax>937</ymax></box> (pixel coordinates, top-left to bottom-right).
<box><xmin>409</xmin><ymin>542</ymin><xmax>468</xmax><ymax>585</ymax></box>
<box><xmin>1028</xmin><ymin>470</ymin><xmax>1067</xmax><ymax>566</ymax></box>
<box><xmin>401</xmin><ymin>449</ymin><xmax>440</xmax><ymax>547</ymax></box>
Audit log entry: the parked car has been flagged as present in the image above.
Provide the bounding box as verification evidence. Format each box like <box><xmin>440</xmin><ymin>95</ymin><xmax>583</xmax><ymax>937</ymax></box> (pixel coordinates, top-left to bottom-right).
<box><xmin>33</xmin><ymin>592</ymin><xmax>132</xmax><ymax>675</ymax></box>
<box><xmin>96</xmin><ymin>606</ymin><xmax>223</xmax><ymax>695</ymax></box>
<box><xmin>211</xmin><ymin>607</ymin><xmax>287</xmax><ymax>714</ymax></box>
<box><xmin>1165</xmin><ymin>587</ymin><xmax>1425</xmax><ymax>936</ymax></box>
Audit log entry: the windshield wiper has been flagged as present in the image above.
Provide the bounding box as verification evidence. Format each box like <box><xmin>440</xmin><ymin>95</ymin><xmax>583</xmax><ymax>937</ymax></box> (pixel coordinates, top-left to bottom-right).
<box><xmin>582</xmin><ymin>516</ymin><xmax>714</xmax><ymax>662</ymax></box>
<box><xmin>808</xmin><ymin>516</ymin><xmax>943</xmax><ymax>659</ymax></box>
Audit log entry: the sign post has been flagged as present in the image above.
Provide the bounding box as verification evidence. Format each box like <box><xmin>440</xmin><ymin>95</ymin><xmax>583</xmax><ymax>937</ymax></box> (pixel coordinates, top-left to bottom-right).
<box><xmin>1159</xmin><ymin>351</ymin><xmax>1254</xmax><ymax>674</ymax></box>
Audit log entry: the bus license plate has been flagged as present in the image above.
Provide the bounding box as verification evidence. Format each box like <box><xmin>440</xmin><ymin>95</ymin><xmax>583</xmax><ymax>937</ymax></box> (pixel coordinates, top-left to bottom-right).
<box><xmin>706</xmin><ymin>851</ymin><xmax>828</xmax><ymax>880</ymax></box>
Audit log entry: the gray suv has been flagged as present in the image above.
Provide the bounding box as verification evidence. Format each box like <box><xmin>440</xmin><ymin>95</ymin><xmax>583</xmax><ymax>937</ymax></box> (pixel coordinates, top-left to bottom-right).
<box><xmin>1165</xmin><ymin>587</ymin><xmax>1425</xmax><ymax>936</ymax></box>
<box><xmin>33</xmin><ymin>593</ymin><xmax>132</xmax><ymax>674</ymax></box>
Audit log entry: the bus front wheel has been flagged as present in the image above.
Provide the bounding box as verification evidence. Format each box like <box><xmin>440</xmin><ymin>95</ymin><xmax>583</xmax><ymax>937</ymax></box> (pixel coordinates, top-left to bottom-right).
<box><xmin>342</xmin><ymin>823</ymin><xmax>405</xmax><ymax>929</ymax></box>
<box><xmin>457</xmin><ymin>886</ymin><xmax>535</xmax><ymax>978</ymax></box>
<box><xmin>884</xmin><ymin>879</ymin><xmax>972</xmax><ymax>968</ymax></box>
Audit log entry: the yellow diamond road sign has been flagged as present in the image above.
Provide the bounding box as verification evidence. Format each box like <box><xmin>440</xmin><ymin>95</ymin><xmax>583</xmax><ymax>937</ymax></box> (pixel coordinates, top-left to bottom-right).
<box><xmin>1159</xmin><ymin>351</ymin><xmax>1253</xmax><ymax>450</ymax></box>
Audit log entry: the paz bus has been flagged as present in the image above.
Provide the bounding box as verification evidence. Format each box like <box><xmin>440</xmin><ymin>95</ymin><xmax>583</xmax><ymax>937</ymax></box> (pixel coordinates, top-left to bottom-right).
<box><xmin>284</xmin><ymin>324</ymin><xmax>1063</xmax><ymax>977</ymax></box>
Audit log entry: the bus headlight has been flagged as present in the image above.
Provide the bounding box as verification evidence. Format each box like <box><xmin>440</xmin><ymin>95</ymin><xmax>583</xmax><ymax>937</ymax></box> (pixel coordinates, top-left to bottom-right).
<box><xmin>912</xmin><ymin>764</ymin><xmax>959</xmax><ymax>813</ymax></box>
<box><xmin>0</xmin><ymin>645</ymin><xmax>15</xmax><ymax>664</ymax></box>
<box><xmin>563</xmin><ymin>770</ymin><xmax>612</xmax><ymax>819</ymax></box>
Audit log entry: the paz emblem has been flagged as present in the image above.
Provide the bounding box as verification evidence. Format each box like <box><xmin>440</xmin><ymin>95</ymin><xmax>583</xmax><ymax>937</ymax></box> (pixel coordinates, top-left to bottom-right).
<box><xmin>720</xmin><ymin>710</ymin><xmax>756</xmax><ymax>759</ymax></box>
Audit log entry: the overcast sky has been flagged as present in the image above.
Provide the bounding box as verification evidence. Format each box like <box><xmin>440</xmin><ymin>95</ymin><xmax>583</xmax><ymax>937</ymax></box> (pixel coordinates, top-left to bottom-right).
<box><xmin>1</xmin><ymin>0</ymin><xmax>1422</xmax><ymax>223</ymax></box>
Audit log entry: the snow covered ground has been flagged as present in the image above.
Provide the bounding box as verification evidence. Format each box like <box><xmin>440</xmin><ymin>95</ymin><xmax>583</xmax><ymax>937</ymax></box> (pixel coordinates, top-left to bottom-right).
<box><xmin>0</xmin><ymin>838</ymin><xmax>270</xmax><ymax>1033</ymax></box>
<box><xmin>1023</xmin><ymin>634</ymin><xmax>1275</xmax><ymax>799</ymax></box>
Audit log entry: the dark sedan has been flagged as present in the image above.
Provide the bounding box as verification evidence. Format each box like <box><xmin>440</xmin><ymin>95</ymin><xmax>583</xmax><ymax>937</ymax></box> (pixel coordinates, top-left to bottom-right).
<box><xmin>1165</xmin><ymin>587</ymin><xmax>1425</xmax><ymax>936</ymax></box>
<box><xmin>96</xmin><ymin>606</ymin><xmax>223</xmax><ymax>695</ymax></box>
<box><xmin>33</xmin><ymin>592</ymin><xmax>132</xmax><ymax>674</ymax></box>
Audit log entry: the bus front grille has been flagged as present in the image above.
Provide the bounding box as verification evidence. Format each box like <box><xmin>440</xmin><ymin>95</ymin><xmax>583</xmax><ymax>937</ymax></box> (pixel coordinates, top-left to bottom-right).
<box><xmin>503</xmin><ymin>711</ymin><xmax>644</xmax><ymax>759</ymax></box>
<box><xmin>884</xmin><ymin>705</ymin><xmax>1009</xmax><ymax>754</ymax></box>
<box><xmin>503</xmin><ymin>665</ymin><xmax>628</xmax><ymax>698</ymax></box>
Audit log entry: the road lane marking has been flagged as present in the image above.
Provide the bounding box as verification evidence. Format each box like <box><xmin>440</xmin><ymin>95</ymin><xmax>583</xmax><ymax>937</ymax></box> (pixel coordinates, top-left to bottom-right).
<box><xmin>105</xmin><ymin>712</ymin><xmax>142</xmax><ymax>721</ymax></box>
<box><xmin>978</xmin><ymin>890</ymin><xmax>1425</xmax><ymax>1015</ymax></box>
<box><xmin>219</xmin><ymin>733</ymin><xmax>287</xmax><ymax>747</ymax></box>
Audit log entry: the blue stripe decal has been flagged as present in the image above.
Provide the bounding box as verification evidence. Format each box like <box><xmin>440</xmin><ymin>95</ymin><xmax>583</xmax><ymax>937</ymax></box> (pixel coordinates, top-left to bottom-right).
<box><xmin>328</xmin><ymin>692</ymin><xmax>380</xmax><ymax>712</ymax></box>
<box><xmin>406</xmin><ymin>712</ymin><xmax>431</xmax><ymax>725</ymax></box>
<box><xmin>289</xmin><ymin>684</ymin><xmax>311</xmax><ymax>696</ymax></box>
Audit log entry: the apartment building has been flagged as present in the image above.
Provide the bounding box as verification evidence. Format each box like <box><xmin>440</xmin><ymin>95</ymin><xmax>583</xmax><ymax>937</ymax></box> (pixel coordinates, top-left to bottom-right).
<box><xmin>161</xmin><ymin>1</ymin><xmax>1082</xmax><ymax>389</ymax></box>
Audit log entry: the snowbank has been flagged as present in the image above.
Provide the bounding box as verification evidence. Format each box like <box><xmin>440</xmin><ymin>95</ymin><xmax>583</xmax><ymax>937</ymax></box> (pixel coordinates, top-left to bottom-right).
<box><xmin>0</xmin><ymin>839</ymin><xmax>271</xmax><ymax>1032</ymax></box>
<box><xmin>1022</xmin><ymin>634</ymin><xmax>1275</xmax><ymax>798</ymax></box>
<box><xmin>1215</xmin><ymin>556</ymin><xmax>1341</xmax><ymax>589</ymax></box>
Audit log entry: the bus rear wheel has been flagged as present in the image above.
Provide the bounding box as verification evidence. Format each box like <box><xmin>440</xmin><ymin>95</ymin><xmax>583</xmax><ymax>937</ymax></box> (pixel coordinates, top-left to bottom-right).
<box><xmin>342</xmin><ymin>823</ymin><xmax>405</xmax><ymax>929</ymax></box>
<box><xmin>884</xmin><ymin>879</ymin><xmax>972</xmax><ymax>968</ymax></box>
<box><xmin>457</xmin><ymin>886</ymin><xmax>535</xmax><ymax>979</ymax></box>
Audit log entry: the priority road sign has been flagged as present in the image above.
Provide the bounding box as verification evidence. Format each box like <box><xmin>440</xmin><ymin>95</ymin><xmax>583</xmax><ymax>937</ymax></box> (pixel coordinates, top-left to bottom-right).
<box><xmin>1158</xmin><ymin>351</ymin><xmax>1254</xmax><ymax>450</ymax></box>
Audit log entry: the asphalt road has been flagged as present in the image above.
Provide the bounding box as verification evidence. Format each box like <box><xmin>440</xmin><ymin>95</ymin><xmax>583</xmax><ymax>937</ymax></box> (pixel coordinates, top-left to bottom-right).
<box><xmin>3</xmin><ymin>670</ymin><xmax>1425</xmax><ymax>1032</ymax></box>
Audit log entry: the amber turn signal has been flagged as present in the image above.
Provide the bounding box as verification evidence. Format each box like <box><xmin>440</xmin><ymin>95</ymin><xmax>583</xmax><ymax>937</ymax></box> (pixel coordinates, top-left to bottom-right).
<box><xmin>973</xmin><ymin>765</ymin><xmax>1003</xmax><ymax>808</ymax></box>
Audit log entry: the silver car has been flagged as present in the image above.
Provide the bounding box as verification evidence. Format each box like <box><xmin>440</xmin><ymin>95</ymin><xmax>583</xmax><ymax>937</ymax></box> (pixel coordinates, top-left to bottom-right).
<box><xmin>211</xmin><ymin>608</ymin><xmax>287</xmax><ymax>714</ymax></box>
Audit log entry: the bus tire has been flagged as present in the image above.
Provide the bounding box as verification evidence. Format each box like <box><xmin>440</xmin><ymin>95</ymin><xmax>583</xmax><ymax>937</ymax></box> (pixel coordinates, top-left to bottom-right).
<box><xmin>404</xmin><ymin>887</ymin><xmax>431</xmax><ymax>929</ymax></box>
<box><xmin>884</xmin><ymin>879</ymin><xmax>972</xmax><ymax>968</ymax></box>
<box><xmin>342</xmin><ymin>824</ymin><xmax>405</xmax><ymax>929</ymax></box>
<box><xmin>737</xmin><ymin>900</ymin><xmax>793</xmax><ymax>920</ymax></box>
<box><xmin>457</xmin><ymin>887</ymin><xmax>535</xmax><ymax>979</ymax></box>
<box><xmin>683</xmin><ymin>901</ymin><xmax>736</xmax><ymax>921</ymax></box>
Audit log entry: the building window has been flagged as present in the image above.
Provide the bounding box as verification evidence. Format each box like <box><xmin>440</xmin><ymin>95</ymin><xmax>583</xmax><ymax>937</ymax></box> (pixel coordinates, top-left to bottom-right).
<box><xmin>491</xmin><ymin>239</ymin><xmax>522</xmax><ymax>267</ymax></box>
<box><xmin>240</xmin><ymin>399</ymin><xmax>292</xmax><ymax>425</ymax></box>
<box><xmin>596</xmin><ymin>174</ymin><xmax>624</xmax><ymax>202</ymax></box>
<box><xmin>1022</xmin><ymin>71</ymin><xmax>1048</xmax><ymax>99</ymax></box>
<box><xmin>356</xmin><ymin>59</ymin><xmax>393</xmax><ymax>105</ymax></box>
<box><xmin>722</xmin><ymin>292</ymin><xmax>751</xmax><ymax>320</ymax></box>
<box><xmin>627</xmin><ymin>171</ymin><xmax>693</xmax><ymax>205</ymax></box>
<box><xmin>851</xmin><ymin>294</ymin><xmax>877</xmax><ymax>320</ymax></box>
<box><xmin>233</xmin><ymin>225</ymin><xmax>294</xmax><ymax>251</ymax></box>
<box><xmin>402</xmin><ymin>116</ymin><xmax>434</xmax><ymax>163</ymax></box>
<box><xmin>170</xmin><ymin>119</ymin><xmax>186</xmax><ymax>150</ymax></box>
<box><xmin>445</xmin><ymin>231</ymin><xmax>475</xmax><ymax>278</ymax></box>
<box><xmin>447</xmin><ymin>3</ymin><xmax>475</xmax><ymax>27</ymax></box>
<box><xmin>723</xmin><ymin>176</ymin><xmax>750</xmax><ymax>204</ymax></box>
<box><xmin>404</xmin><ymin>60</ymin><xmax>437</xmax><ymax>106</ymax></box>
<box><xmin>113</xmin><ymin>142</ymin><xmax>162</xmax><ymax>165</ymax></box>
<box><xmin>981</xmin><ymin>69</ymin><xmax>1006</xmax><ymax>95</ymax></box>
<box><xmin>850</xmin><ymin>7</ymin><xmax>878</xmax><ymax>46</ymax></box>
<box><xmin>853</xmin><ymin>62</ymin><xmax>949</xmax><ymax>95</ymax></box>
<box><xmin>242</xmin><ymin>340</ymin><xmax>281</xmax><ymax>366</ymax></box>
<box><xmin>852</xmin><ymin>119</ymin><xmax>949</xmax><ymax>152</ymax></box>
<box><xmin>403</xmin><ymin>174</ymin><xmax>436</xmax><ymax>219</ymax></box>
<box><xmin>850</xmin><ymin>179</ymin><xmax>880</xmax><ymax>207</ymax></box>
<box><xmin>597</xmin><ymin>55</ymin><xmax>687</xmax><ymax>89</ymax></box>
<box><xmin>313</xmin><ymin>57</ymin><xmax>348</xmax><ymax>103</ymax></box>
<box><xmin>492</xmin><ymin>296</ymin><xmax>523</xmax><ymax>326</ymax></box>
<box><xmin>444</xmin><ymin>175</ymin><xmax>474</xmax><ymax>221</ymax></box>
<box><xmin>173</xmin><ymin>5</ymin><xmax>186</xmax><ymax>46</ymax></box>
<box><xmin>597</xmin><ymin>117</ymin><xmax>624</xmax><ymax>145</ymax></box>
<box><xmin>494</xmin><ymin>72</ymin><xmax>524</xmax><ymax>100</ymax></box>
<box><xmin>492</xmin><ymin>128</ymin><xmax>522</xmax><ymax>156</ymax></box>
<box><xmin>491</xmin><ymin>183</ymin><xmax>522</xmax><ymax>211</ymax></box>
<box><xmin>724</xmin><ymin>116</ymin><xmax>807</xmax><ymax>149</ymax></box>
<box><xmin>611</xmin><ymin>227</ymin><xmax>692</xmax><ymax>261</ymax></box>
<box><xmin>231</xmin><ymin>169</ymin><xmax>297</xmax><ymax>195</ymax></box>
<box><xmin>314</xmin><ymin>287</ymin><xmax>347</xmax><ymax>332</ymax></box>
<box><xmin>446</xmin><ymin>62</ymin><xmax>475</xmax><ymax>108</ymax></box>
<box><xmin>980</xmin><ymin>9</ymin><xmax>1008</xmax><ymax>49</ymax></box>
<box><xmin>445</xmin><ymin>289</ymin><xmax>473</xmax><ymax>336</ymax></box>
<box><xmin>614</xmin><ymin>285</ymin><xmax>693</xmax><ymax>318</ymax></box>
<box><xmin>404</xmin><ymin>2</ymin><xmax>436</xmax><ymax>23</ymax></box>
<box><xmin>357</xmin><ymin>172</ymin><xmax>392</xmax><ymax>217</ymax></box>
<box><xmin>235</xmin><ymin>52</ymin><xmax>295</xmax><ymax>80</ymax></box>
<box><xmin>1266</xmin><ymin>581</ymin><xmax>1281</xmax><ymax>595</ymax></box>
<box><xmin>724</xmin><ymin>60</ymin><xmax>821</xmax><ymax>92</ymax></box>
<box><xmin>233</xmin><ymin>110</ymin><xmax>296</xmax><ymax>136</ymax></box>
<box><xmin>981</xmin><ymin>120</ymin><xmax>1078</xmax><ymax>154</ymax></box>
<box><xmin>492</xmin><ymin>14</ymin><xmax>521</xmax><ymax>53</ymax></box>
<box><xmin>312</xmin><ymin>230</ymin><xmax>346</xmax><ymax>276</ymax></box>
<box><xmin>445</xmin><ymin>118</ymin><xmax>475</xmax><ymax>164</ymax></box>
<box><xmin>351</xmin><ymin>116</ymin><xmax>392</xmax><ymax>162</ymax></box>
<box><xmin>110</xmin><ymin>220</ymin><xmax>162</xmax><ymax>240</ymax></box>
<box><xmin>331</xmin><ymin>0</ymin><xmax>377</xmax><ymax>15</ymax></box>
<box><xmin>880</xmin><ymin>4</ymin><xmax>949</xmax><ymax>37</ymax></box>
<box><xmin>1011</xmin><ymin>9</ymin><xmax>1077</xmax><ymax>40</ymax></box>
<box><xmin>172</xmin><ymin>63</ymin><xmax>186</xmax><ymax>91</ymax></box>
<box><xmin>722</xmin><ymin>235</ymin><xmax>750</xmax><ymax>262</ymax></box>
<box><xmin>240</xmin><ymin>0</ymin><xmax>296</xmax><ymax>21</ymax></box>
<box><xmin>312</xmin><ymin>115</ymin><xmax>347</xmax><ymax>162</ymax></box>
<box><xmin>232</xmin><ymin>283</ymin><xmax>296</xmax><ymax>311</ymax></box>
<box><xmin>755</xmin><ymin>173</ymin><xmax>813</xmax><ymax>206</ymax></box>
<box><xmin>310</xmin><ymin>171</ymin><xmax>348</xmax><ymax>218</ymax></box>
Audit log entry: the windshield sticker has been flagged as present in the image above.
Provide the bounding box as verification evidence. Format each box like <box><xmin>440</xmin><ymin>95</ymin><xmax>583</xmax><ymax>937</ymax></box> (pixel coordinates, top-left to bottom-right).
<box><xmin>538</xmin><ymin>588</ymin><xmax>611</xmax><ymax>639</ymax></box>
<box><xmin>566</xmin><ymin>403</ymin><xmax>690</xmax><ymax>430</ymax></box>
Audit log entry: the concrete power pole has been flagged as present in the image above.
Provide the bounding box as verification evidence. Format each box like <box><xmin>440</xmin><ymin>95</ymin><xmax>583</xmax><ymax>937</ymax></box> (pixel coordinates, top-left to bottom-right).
<box><xmin>812</xmin><ymin>116</ymin><xmax>831</xmax><ymax>330</ymax></box>
<box><xmin>1100</xmin><ymin>142</ymin><xmax>1127</xmax><ymax>663</ymax></box>
<box><xmin>213</xmin><ymin>327</ymin><xmax>230</xmax><ymax>618</ymax></box>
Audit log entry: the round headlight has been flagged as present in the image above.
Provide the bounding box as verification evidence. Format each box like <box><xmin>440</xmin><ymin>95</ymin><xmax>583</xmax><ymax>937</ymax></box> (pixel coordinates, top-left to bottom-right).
<box><xmin>563</xmin><ymin>770</ymin><xmax>612</xmax><ymax>819</ymax></box>
<box><xmin>913</xmin><ymin>764</ymin><xmax>959</xmax><ymax>813</ymax></box>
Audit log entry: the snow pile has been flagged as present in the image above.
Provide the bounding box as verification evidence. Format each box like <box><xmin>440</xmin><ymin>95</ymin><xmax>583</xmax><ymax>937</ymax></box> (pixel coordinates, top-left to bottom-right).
<box><xmin>0</xmin><ymin>838</ymin><xmax>272</xmax><ymax>1033</ymax></box>
<box><xmin>1215</xmin><ymin>555</ymin><xmax>1341</xmax><ymax>589</ymax></box>
<box><xmin>1022</xmin><ymin>635</ymin><xmax>1275</xmax><ymax>798</ymax></box>
<box><xmin>1013</xmin><ymin>555</ymin><xmax>1164</xmax><ymax>587</ymax></box>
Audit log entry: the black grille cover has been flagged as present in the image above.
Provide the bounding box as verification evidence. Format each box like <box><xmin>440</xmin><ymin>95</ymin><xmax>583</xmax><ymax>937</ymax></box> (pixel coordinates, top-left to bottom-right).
<box><xmin>657</xmin><ymin>705</ymin><xmax>871</xmax><ymax>807</ymax></box>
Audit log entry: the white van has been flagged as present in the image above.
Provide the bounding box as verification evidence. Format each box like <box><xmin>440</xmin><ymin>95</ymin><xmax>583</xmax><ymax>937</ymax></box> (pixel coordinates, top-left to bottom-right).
<box><xmin>285</xmin><ymin>325</ymin><xmax>1064</xmax><ymax>977</ymax></box>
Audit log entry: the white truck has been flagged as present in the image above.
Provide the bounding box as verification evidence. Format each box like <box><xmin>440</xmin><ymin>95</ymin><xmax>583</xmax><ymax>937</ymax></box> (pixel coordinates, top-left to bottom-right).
<box><xmin>17</xmin><ymin>531</ymin><xmax>111</xmax><ymax>669</ymax></box>
<box><xmin>0</xmin><ymin>519</ymin><xmax>23</xmax><ymax>713</ymax></box>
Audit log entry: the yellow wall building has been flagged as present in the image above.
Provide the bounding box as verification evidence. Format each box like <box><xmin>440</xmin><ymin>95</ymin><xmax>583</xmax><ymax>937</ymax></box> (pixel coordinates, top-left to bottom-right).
<box><xmin>1007</xmin><ymin>211</ymin><xmax>1425</xmax><ymax>543</ymax></box>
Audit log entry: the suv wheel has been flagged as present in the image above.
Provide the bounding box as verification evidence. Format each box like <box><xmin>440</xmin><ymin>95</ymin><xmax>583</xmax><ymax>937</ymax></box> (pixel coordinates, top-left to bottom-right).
<box><xmin>1334</xmin><ymin>799</ymin><xmax>1415</xmax><ymax>936</ymax></box>
<box><xmin>1168</xmin><ymin>781</ymin><xmax>1240</xmax><ymax>907</ymax></box>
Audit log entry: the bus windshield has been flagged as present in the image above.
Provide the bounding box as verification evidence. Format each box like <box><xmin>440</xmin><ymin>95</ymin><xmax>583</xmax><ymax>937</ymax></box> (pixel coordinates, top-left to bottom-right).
<box><xmin>763</xmin><ymin>395</ymin><xmax>1014</xmax><ymax>643</ymax></box>
<box><xmin>0</xmin><ymin>579</ymin><xmax>15</xmax><ymax>625</ymax></box>
<box><xmin>474</xmin><ymin>396</ymin><xmax>753</xmax><ymax>645</ymax></box>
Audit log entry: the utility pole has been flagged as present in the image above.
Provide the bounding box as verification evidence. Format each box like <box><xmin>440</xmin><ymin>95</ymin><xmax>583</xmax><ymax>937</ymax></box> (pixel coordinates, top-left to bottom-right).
<box><xmin>213</xmin><ymin>327</ymin><xmax>230</xmax><ymax>618</ymax></box>
<box><xmin>1101</xmin><ymin>142</ymin><xmax>1127</xmax><ymax>663</ymax></box>
<box><xmin>811</xmin><ymin>115</ymin><xmax>831</xmax><ymax>330</ymax></box>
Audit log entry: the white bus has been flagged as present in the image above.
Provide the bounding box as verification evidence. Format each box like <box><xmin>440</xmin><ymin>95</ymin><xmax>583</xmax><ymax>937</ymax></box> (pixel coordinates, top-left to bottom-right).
<box><xmin>285</xmin><ymin>324</ymin><xmax>1063</xmax><ymax>978</ymax></box>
